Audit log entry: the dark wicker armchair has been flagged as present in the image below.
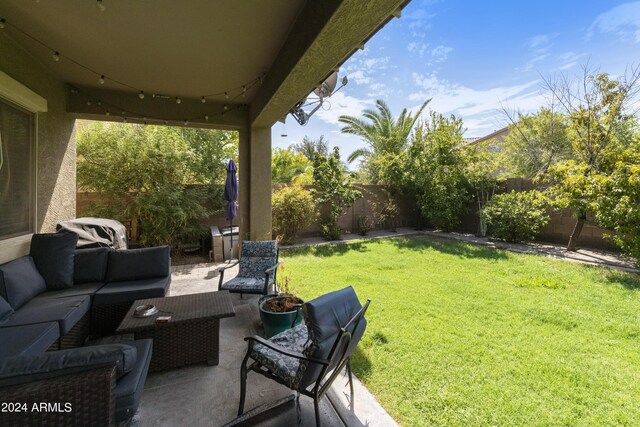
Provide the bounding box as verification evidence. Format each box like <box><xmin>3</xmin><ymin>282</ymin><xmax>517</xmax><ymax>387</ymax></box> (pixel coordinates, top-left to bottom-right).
<box><xmin>218</xmin><ymin>240</ymin><xmax>280</xmax><ymax>296</ymax></box>
<box><xmin>238</xmin><ymin>286</ymin><xmax>370</xmax><ymax>426</ymax></box>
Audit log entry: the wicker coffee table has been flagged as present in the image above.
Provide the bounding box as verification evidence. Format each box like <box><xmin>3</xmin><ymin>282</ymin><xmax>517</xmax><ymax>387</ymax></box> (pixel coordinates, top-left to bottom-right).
<box><xmin>116</xmin><ymin>291</ymin><xmax>235</xmax><ymax>372</ymax></box>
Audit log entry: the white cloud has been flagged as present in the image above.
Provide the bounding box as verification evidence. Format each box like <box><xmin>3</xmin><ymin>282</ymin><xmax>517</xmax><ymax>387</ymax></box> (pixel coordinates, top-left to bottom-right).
<box><xmin>407</xmin><ymin>42</ymin><xmax>428</xmax><ymax>56</ymax></box>
<box><xmin>430</xmin><ymin>45</ymin><xmax>452</xmax><ymax>64</ymax></box>
<box><xmin>589</xmin><ymin>1</ymin><xmax>640</xmax><ymax>42</ymax></box>
<box><xmin>408</xmin><ymin>73</ymin><xmax>546</xmax><ymax>134</ymax></box>
<box><xmin>367</xmin><ymin>82</ymin><xmax>389</xmax><ymax>97</ymax></box>
<box><xmin>314</xmin><ymin>91</ymin><xmax>374</xmax><ymax>125</ymax></box>
<box><xmin>528</xmin><ymin>34</ymin><xmax>552</xmax><ymax>49</ymax></box>
<box><xmin>342</xmin><ymin>54</ymin><xmax>390</xmax><ymax>86</ymax></box>
<box><xmin>349</xmin><ymin>70</ymin><xmax>370</xmax><ymax>85</ymax></box>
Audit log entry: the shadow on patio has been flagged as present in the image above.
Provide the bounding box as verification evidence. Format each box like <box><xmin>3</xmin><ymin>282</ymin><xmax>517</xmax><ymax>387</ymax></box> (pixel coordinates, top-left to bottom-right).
<box><xmin>137</xmin><ymin>263</ymin><xmax>395</xmax><ymax>426</ymax></box>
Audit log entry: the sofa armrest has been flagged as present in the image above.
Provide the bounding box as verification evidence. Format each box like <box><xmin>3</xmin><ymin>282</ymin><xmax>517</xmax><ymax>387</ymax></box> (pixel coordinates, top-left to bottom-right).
<box><xmin>0</xmin><ymin>344</ymin><xmax>137</xmax><ymax>387</ymax></box>
<box><xmin>0</xmin><ymin>365</ymin><xmax>116</xmax><ymax>426</ymax></box>
<box><xmin>107</xmin><ymin>245</ymin><xmax>171</xmax><ymax>282</ymax></box>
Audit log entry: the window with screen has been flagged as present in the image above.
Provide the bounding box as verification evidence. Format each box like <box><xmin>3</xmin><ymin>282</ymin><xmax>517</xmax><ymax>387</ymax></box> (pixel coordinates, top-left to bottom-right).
<box><xmin>0</xmin><ymin>98</ymin><xmax>35</xmax><ymax>239</ymax></box>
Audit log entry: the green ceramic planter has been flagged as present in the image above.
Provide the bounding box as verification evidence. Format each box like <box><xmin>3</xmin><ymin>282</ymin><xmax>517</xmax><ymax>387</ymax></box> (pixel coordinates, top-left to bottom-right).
<box><xmin>259</xmin><ymin>295</ymin><xmax>303</xmax><ymax>338</ymax></box>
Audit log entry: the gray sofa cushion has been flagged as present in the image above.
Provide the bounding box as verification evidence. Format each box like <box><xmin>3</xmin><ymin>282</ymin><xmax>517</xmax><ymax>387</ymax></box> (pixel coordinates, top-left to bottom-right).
<box><xmin>94</xmin><ymin>276</ymin><xmax>170</xmax><ymax>306</ymax></box>
<box><xmin>0</xmin><ymin>296</ymin><xmax>14</xmax><ymax>324</ymax></box>
<box><xmin>30</xmin><ymin>232</ymin><xmax>79</xmax><ymax>290</ymax></box>
<box><xmin>74</xmin><ymin>247</ymin><xmax>110</xmax><ymax>284</ymax></box>
<box><xmin>114</xmin><ymin>339</ymin><xmax>152</xmax><ymax>422</ymax></box>
<box><xmin>45</xmin><ymin>282</ymin><xmax>105</xmax><ymax>301</ymax></box>
<box><xmin>3</xmin><ymin>294</ymin><xmax>91</xmax><ymax>335</ymax></box>
<box><xmin>0</xmin><ymin>343</ymin><xmax>138</xmax><ymax>387</ymax></box>
<box><xmin>0</xmin><ymin>257</ymin><xmax>47</xmax><ymax>310</ymax></box>
<box><xmin>106</xmin><ymin>246</ymin><xmax>170</xmax><ymax>282</ymax></box>
<box><xmin>0</xmin><ymin>322</ymin><xmax>60</xmax><ymax>358</ymax></box>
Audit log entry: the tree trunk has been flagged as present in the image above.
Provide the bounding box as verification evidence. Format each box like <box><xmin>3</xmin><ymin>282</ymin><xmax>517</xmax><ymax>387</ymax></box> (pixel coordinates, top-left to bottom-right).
<box><xmin>567</xmin><ymin>214</ymin><xmax>586</xmax><ymax>251</ymax></box>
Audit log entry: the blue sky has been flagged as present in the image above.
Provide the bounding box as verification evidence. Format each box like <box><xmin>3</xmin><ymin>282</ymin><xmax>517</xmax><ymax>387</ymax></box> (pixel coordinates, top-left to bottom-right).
<box><xmin>273</xmin><ymin>0</ymin><xmax>639</xmax><ymax>160</ymax></box>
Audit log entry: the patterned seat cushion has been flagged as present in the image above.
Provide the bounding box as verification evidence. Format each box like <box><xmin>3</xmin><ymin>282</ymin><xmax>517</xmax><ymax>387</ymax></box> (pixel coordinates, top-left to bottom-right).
<box><xmin>220</xmin><ymin>277</ymin><xmax>266</xmax><ymax>293</ymax></box>
<box><xmin>238</xmin><ymin>241</ymin><xmax>278</xmax><ymax>281</ymax></box>
<box><xmin>251</xmin><ymin>324</ymin><xmax>313</xmax><ymax>389</ymax></box>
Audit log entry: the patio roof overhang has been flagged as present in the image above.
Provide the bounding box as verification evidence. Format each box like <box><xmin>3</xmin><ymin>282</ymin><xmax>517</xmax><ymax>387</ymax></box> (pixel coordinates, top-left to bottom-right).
<box><xmin>0</xmin><ymin>0</ymin><xmax>410</xmax><ymax>243</ymax></box>
<box><xmin>0</xmin><ymin>0</ymin><xmax>408</xmax><ymax>129</ymax></box>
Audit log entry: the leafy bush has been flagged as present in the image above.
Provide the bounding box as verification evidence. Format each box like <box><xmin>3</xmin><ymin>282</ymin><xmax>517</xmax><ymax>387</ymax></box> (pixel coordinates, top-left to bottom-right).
<box><xmin>406</xmin><ymin>112</ymin><xmax>470</xmax><ymax>231</ymax></box>
<box><xmin>355</xmin><ymin>214</ymin><xmax>374</xmax><ymax>236</ymax></box>
<box><xmin>312</xmin><ymin>147</ymin><xmax>362</xmax><ymax>241</ymax></box>
<box><xmin>482</xmin><ymin>190</ymin><xmax>550</xmax><ymax>242</ymax></box>
<box><xmin>77</xmin><ymin>122</ymin><xmax>236</xmax><ymax>247</ymax></box>
<box><xmin>272</xmin><ymin>185</ymin><xmax>317</xmax><ymax>244</ymax></box>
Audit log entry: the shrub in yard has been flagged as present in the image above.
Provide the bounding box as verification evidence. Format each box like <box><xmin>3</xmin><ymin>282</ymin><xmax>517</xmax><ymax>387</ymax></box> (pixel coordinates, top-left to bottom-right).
<box><xmin>272</xmin><ymin>185</ymin><xmax>317</xmax><ymax>245</ymax></box>
<box><xmin>312</xmin><ymin>147</ymin><xmax>362</xmax><ymax>241</ymax></box>
<box><xmin>482</xmin><ymin>190</ymin><xmax>550</xmax><ymax>242</ymax></box>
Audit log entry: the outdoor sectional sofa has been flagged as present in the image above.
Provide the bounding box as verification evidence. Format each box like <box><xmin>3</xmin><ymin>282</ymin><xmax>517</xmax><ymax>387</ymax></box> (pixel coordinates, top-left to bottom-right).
<box><xmin>0</xmin><ymin>232</ymin><xmax>171</xmax><ymax>425</ymax></box>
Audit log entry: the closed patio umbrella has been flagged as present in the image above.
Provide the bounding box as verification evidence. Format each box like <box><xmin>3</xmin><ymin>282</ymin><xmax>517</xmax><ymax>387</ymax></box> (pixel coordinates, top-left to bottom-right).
<box><xmin>224</xmin><ymin>160</ymin><xmax>238</xmax><ymax>261</ymax></box>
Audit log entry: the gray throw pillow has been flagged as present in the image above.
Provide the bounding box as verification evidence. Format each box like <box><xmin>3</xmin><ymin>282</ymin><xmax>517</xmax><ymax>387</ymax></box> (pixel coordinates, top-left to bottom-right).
<box><xmin>30</xmin><ymin>232</ymin><xmax>79</xmax><ymax>290</ymax></box>
<box><xmin>0</xmin><ymin>257</ymin><xmax>47</xmax><ymax>310</ymax></box>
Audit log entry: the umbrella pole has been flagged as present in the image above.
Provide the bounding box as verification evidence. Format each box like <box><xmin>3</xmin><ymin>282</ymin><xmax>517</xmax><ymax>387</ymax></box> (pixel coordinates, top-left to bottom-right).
<box><xmin>229</xmin><ymin>219</ymin><xmax>233</xmax><ymax>262</ymax></box>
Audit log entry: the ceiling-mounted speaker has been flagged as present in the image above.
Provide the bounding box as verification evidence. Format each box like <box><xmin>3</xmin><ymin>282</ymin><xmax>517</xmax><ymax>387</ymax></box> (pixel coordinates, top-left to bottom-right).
<box><xmin>314</xmin><ymin>72</ymin><xmax>338</xmax><ymax>99</ymax></box>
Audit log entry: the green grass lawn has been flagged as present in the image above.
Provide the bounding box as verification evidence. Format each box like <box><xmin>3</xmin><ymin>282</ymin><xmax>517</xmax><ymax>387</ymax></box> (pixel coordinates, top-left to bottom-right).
<box><xmin>281</xmin><ymin>236</ymin><xmax>640</xmax><ymax>426</ymax></box>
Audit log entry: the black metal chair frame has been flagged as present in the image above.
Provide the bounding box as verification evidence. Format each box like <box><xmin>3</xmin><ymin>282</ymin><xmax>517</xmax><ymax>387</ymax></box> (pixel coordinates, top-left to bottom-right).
<box><xmin>238</xmin><ymin>299</ymin><xmax>371</xmax><ymax>426</ymax></box>
<box><xmin>218</xmin><ymin>248</ymin><xmax>280</xmax><ymax>296</ymax></box>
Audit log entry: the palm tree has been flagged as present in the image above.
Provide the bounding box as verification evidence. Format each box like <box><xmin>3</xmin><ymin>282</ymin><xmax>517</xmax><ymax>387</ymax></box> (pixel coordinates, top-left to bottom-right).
<box><xmin>339</xmin><ymin>99</ymin><xmax>431</xmax><ymax>165</ymax></box>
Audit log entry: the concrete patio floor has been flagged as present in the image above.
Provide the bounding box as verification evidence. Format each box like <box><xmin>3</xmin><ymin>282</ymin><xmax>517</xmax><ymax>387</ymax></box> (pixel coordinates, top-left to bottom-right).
<box><xmin>136</xmin><ymin>261</ymin><xmax>397</xmax><ymax>427</ymax></box>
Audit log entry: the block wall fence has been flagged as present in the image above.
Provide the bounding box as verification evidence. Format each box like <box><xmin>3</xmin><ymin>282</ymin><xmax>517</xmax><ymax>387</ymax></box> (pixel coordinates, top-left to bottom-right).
<box><xmin>77</xmin><ymin>178</ymin><xmax>617</xmax><ymax>251</ymax></box>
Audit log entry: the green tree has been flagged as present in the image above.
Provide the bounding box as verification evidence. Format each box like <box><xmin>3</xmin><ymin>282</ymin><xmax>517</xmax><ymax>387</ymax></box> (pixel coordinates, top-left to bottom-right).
<box><xmin>339</xmin><ymin>99</ymin><xmax>430</xmax><ymax>183</ymax></box>
<box><xmin>291</xmin><ymin>135</ymin><xmax>329</xmax><ymax>162</ymax></box>
<box><xmin>594</xmin><ymin>133</ymin><xmax>640</xmax><ymax>263</ymax></box>
<box><xmin>312</xmin><ymin>147</ymin><xmax>362</xmax><ymax>240</ymax></box>
<box><xmin>77</xmin><ymin>121</ymin><xmax>237</xmax><ymax>246</ymax></box>
<box><xmin>544</xmin><ymin>68</ymin><xmax>640</xmax><ymax>250</ymax></box>
<box><xmin>271</xmin><ymin>148</ymin><xmax>313</xmax><ymax>184</ymax></box>
<box><xmin>406</xmin><ymin>112</ymin><xmax>470</xmax><ymax>231</ymax></box>
<box><xmin>501</xmin><ymin>108</ymin><xmax>572</xmax><ymax>179</ymax></box>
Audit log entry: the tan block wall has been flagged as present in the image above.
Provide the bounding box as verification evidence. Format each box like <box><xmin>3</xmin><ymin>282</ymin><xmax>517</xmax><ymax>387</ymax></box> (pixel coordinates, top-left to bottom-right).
<box><xmin>0</xmin><ymin>32</ymin><xmax>76</xmax><ymax>262</ymax></box>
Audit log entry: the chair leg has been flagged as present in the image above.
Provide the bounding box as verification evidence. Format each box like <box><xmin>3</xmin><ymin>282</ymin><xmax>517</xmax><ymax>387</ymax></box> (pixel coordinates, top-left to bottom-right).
<box><xmin>314</xmin><ymin>396</ymin><xmax>321</xmax><ymax>427</ymax></box>
<box><xmin>347</xmin><ymin>358</ymin><xmax>354</xmax><ymax>401</ymax></box>
<box><xmin>238</xmin><ymin>352</ymin><xmax>251</xmax><ymax>415</ymax></box>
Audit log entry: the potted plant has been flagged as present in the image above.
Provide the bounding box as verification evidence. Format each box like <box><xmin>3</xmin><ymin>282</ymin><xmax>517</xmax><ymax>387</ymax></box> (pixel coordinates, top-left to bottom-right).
<box><xmin>258</xmin><ymin>264</ymin><xmax>304</xmax><ymax>338</ymax></box>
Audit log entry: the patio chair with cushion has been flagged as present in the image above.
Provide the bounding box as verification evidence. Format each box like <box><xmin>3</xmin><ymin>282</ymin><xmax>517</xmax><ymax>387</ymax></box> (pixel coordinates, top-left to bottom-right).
<box><xmin>236</xmin><ymin>286</ymin><xmax>370</xmax><ymax>426</ymax></box>
<box><xmin>218</xmin><ymin>240</ymin><xmax>280</xmax><ymax>297</ymax></box>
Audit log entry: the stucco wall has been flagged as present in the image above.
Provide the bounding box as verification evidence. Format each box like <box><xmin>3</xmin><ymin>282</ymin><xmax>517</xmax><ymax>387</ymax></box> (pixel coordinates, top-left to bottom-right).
<box><xmin>0</xmin><ymin>32</ymin><xmax>76</xmax><ymax>263</ymax></box>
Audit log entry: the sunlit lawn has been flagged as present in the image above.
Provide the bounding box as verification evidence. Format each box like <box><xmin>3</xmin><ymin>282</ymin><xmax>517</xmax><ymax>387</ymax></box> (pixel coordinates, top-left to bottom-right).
<box><xmin>282</xmin><ymin>236</ymin><xmax>640</xmax><ymax>426</ymax></box>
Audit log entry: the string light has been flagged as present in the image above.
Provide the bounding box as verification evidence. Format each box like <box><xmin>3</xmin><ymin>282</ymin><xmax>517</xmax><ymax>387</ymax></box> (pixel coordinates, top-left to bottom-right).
<box><xmin>96</xmin><ymin>0</ymin><xmax>106</xmax><ymax>12</ymax></box>
<box><xmin>2</xmin><ymin>18</ymin><xmax>265</xmax><ymax>104</ymax></box>
<box><xmin>71</xmin><ymin>86</ymin><xmax>246</xmax><ymax>125</ymax></box>
<box><xmin>138</xmin><ymin>91</ymin><xmax>145</xmax><ymax>99</ymax></box>
<box><xmin>175</xmin><ymin>97</ymin><xmax>182</xmax><ymax>104</ymax></box>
